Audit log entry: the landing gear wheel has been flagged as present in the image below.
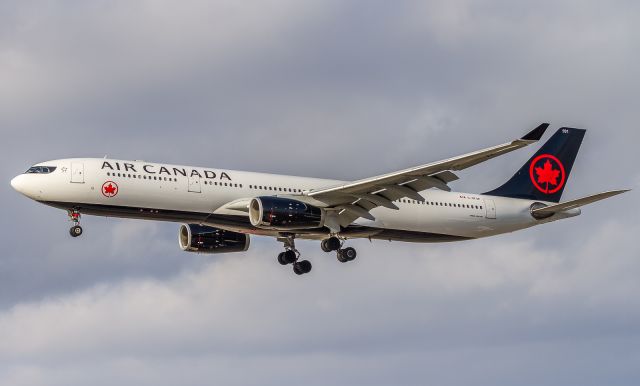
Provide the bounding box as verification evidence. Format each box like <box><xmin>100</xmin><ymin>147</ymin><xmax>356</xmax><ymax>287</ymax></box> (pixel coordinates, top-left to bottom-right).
<box><xmin>282</xmin><ymin>250</ymin><xmax>297</xmax><ymax>264</ymax></box>
<box><xmin>337</xmin><ymin>247</ymin><xmax>356</xmax><ymax>263</ymax></box>
<box><xmin>277</xmin><ymin>234</ymin><xmax>312</xmax><ymax>275</ymax></box>
<box><xmin>69</xmin><ymin>225</ymin><xmax>83</xmax><ymax>237</ymax></box>
<box><xmin>68</xmin><ymin>209</ymin><xmax>82</xmax><ymax>238</ymax></box>
<box><xmin>321</xmin><ymin>236</ymin><xmax>341</xmax><ymax>252</ymax></box>
<box><xmin>293</xmin><ymin>260</ymin><xmax>312</xmax><ymax>275</ymax></box>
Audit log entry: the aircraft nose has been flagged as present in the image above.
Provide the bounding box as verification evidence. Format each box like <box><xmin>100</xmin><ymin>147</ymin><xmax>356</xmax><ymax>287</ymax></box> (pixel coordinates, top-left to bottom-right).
<box><xmin>11</xmin><ymin>174</ymin><xmax>34</xmax><ymax>198</ymax></box>
<box><xmin>10</xmin><ymin>175</ymin><xmax>23</xmax><ymax>193</ymax></box>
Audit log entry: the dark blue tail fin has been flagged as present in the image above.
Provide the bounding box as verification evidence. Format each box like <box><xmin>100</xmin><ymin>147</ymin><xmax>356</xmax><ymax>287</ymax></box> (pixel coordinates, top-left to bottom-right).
<box><xmin>484</xmin><ymin>127</ymin><xmax>586</xmax><ymax>202</ymax></box>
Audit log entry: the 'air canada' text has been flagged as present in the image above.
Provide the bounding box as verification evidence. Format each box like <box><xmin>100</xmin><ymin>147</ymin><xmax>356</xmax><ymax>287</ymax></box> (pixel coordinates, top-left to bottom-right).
<box><xmin>101</xmin><ymin>161</ymin><xmax>232</xmax><ymax>180</ymax></box>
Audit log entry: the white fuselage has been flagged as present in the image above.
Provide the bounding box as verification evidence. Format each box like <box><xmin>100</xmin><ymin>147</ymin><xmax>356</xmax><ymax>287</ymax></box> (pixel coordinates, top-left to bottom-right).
<box><xmin>10</xmin><ymin>158</ymin><xmax>580</xmax><ymax>241</ymax></box>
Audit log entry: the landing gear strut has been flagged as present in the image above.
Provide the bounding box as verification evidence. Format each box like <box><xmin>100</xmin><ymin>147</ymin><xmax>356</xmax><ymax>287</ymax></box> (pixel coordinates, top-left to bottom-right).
<box><xmin>321</xmin><ymin>236</ymin><xmax>357</xmax><ymax>263</ymax></box>
<box><xmin>277</xmin><ymin>234</ymin><xmax>312</xmax><ymax>275</ymax></box>
<box><xmin>68</xmin><ymin>209</ymin><xmax>83</xmax><ymax>237</ymax></box>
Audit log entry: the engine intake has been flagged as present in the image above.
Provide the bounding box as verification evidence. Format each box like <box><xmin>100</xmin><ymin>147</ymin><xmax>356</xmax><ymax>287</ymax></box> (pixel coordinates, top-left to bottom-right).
<box><xmin>249</xmin><ymin>196</ymin><xmax>324</xmax><ymax>230</ymax></box>
<box><xmin>179</xmin><ymin>224</ymin><xmax>250</xmax><ymax>253</ymax></box>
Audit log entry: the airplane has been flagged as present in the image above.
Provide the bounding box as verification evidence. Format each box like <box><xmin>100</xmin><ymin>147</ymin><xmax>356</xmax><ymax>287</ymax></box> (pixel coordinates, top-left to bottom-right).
<box><xmin>10</xmin><ymin>124</ymin><xmax>629</xmax><ymax>275</ymax></box>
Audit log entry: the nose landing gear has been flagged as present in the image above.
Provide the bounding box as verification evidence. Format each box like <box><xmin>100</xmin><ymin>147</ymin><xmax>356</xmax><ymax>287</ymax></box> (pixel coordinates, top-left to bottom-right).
<box><xmin>68</xmin><ymin>209</ymin><xmax>83</xmax><ymax>237</ymax></box>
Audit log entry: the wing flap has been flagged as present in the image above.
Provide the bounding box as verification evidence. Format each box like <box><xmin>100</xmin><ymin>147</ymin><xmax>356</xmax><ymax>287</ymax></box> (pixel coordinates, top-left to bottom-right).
<box><xmin>305</xmin><ymin>123</ymin><xmax>548</xmax><ymax>223</ymax></box>
<box><xmin>308</xmin><ymin>123</ymin><xmax>548</xmax><ymax>198</ymax></box>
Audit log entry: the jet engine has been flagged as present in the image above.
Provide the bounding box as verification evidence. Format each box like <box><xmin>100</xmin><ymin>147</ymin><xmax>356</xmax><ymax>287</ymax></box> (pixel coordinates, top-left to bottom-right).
<box><xmin>178</xmin><ymin>224</ymin><xmax>250</xmax><ymax>253</ymax></box>
<box><xmin>249</xmin><ymin>196</ymin><xmax>325</xmax><ymax>230</ymax></box>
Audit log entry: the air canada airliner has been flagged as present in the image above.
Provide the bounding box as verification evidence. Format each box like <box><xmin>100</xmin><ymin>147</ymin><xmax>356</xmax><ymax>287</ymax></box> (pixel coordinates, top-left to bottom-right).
<box><xmin>11</xmin><ymin>124</ymin><xmax>628</xmax><ymax>275</ymax></box>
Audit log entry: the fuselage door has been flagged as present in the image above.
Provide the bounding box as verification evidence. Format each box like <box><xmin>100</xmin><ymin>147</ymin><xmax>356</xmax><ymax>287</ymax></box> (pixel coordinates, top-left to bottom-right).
<box><xmin>188</xmin><ymin>175</ymin><xmax>201</xmax><ymax>193</ymax></box>
<box><xmin>71</xmin><ymin>162</ymin><xmax>84</xmax><ymax>183</ymax></box>
<box><xmin>484</xmin><ymin>198</ymin><xmax>496</xmax><ymax>219</ymax></box>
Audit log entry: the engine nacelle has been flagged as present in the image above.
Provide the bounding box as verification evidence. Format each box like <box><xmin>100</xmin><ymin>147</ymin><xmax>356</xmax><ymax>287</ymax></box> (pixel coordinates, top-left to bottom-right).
<box><xmin>178</xmin><ymin>224</ymin><xmax>250</xmax><ymax>254</ymax></box>
<box><xmin>249</xmin><ymin>196</ymin><xmax>325</xmax><ymax>230</ymax></box>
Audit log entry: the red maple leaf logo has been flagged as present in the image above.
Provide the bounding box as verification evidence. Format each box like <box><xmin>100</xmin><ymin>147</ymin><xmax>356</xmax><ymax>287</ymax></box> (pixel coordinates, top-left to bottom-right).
<box><xmin>102</xmin><ymin>181</ymin><xmax>118</xmax><ymax>197</ymax></box>
<box><xmin>529</xmin><ymin>154</ymin><xmax>565</xmax><ymax>194</ymax></box>
<box><xmin>535</xmin><ymin>160</ymin><xmax>560</xmax><ymax>186</ymax></box>
<box><xmin>104</xmin><ymin>184</ymin><xmax>116</xmax><ymax>194</ymax></box>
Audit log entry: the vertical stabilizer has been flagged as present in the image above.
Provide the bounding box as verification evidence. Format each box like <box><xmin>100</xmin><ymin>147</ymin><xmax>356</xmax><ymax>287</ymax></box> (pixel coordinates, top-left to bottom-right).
<box><xmin>484</xmin><ymin>127</ymin><xmax>586</xmax><ymax>202</ymax></box>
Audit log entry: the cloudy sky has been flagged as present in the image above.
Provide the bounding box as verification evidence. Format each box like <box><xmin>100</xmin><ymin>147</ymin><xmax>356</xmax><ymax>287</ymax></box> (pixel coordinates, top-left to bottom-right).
<box><xmin>1</xmin><ymin>1</ymin><xmax>639</xmax><ymax>385</ymax></box>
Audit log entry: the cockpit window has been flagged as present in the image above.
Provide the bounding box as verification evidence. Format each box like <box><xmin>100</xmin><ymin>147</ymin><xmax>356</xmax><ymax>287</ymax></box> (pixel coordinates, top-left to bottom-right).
<box><xmin>25</xmin><ymin>166</ymin><xmax>57</xmax><ymax>174</ymax></box>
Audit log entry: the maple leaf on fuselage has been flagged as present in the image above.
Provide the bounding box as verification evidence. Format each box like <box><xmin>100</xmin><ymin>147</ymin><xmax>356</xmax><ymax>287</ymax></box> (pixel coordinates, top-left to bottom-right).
<box><xmin>104</xmin><ymin>184</ymin><xmax>116</xmax><ymax>194</ymax></box>
<box><xmin>535</xmin><ymin>160</ymin><xmax>560</xmax><ymax>186</ymax></box>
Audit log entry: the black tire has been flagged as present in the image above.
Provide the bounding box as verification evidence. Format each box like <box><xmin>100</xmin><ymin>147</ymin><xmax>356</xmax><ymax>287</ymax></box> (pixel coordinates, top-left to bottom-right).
<box><xmin>69</xmin><ymin>225</ymin><xmax>83</xmax><ymax>237</ymax></box>
<box><xmin>343</xmin><ymin>247</ymin><xmax>357</xmax><ymax>261</ymax></box>
<box><xmin>277</xmin><ymin>252</ymin><xmax>288</xmax><ymax>265</ymax></box>
<box><xmin>293</xmin><ymin>260</ymin><xmax>312</xmax><ymax>275</ymax></box>
<box><xmin>326</xmin><ymin>237</ymin><xmax>341</xmax><ymax>251</ymax></box>
<box><xmin>337</xmin><ymin>250</ymin><xmax>349</xmax><ymax>263</ymax></box>
<box><xmin>320</xmin><ymin>239</ymin><xmax>331</xmax><ymax>253</ymax></box>
<box><xmin>299</xmin><ymin>260</ymin><xmax>312</xmax><ymax>273</ymax></box>
<box><xmin>283</xmin><ymin>250</ymin><xmax>297</xmax><ymax>264</ymax></box>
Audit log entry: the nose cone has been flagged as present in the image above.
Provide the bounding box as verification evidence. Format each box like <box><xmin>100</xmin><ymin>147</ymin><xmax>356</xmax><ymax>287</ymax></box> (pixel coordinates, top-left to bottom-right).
<box><xmin>11</xmin><ymin>175</ymin><xmax>24</xmax><ymax>193</ymax></box>
<box><xmin>11</xmin><ymin>174</ymin><xmax>35</xmax><ymax>198</ymax></box>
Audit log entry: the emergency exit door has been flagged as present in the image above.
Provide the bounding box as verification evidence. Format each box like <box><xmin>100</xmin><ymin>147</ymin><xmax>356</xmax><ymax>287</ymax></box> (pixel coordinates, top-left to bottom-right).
<box><xmin>484</xmin><ymin>199</ymin><xmax>496</xmax><ymax>219</ymax></box>
<box><xmin>188</xmin><ymin>175</ymin><xmax>201</xmax><ymax>193</ymax></box>
<box><xmin>71</xmin><ymin>163</ymin><xmax>84</xmax><ymax>183</ymax></box>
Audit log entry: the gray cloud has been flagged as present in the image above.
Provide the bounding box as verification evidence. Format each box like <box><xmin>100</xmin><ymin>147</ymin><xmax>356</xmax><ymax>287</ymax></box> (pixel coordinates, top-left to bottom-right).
<box><xmin>1</xmin><ymin>0</ymin><xmax>639</xmax><ymax>385</ymax></box>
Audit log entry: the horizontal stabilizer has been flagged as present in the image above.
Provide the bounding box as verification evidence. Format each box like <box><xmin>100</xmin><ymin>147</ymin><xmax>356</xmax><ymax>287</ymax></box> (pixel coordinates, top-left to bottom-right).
<box><xmin>531</xmin><ymin>190</ymin><xmax>630</xmax><ymax>216</ymax></box>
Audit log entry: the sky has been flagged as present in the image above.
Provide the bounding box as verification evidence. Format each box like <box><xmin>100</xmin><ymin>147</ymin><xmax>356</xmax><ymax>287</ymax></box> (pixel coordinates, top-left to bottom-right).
<box><xmin>1</xmin><ymin>1</ymin><xmax>639</xmax><ymax>385</ymax></box>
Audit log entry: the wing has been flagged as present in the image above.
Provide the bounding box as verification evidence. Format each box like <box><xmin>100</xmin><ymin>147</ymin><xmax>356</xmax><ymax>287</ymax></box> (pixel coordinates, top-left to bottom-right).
<box><xmin>305</xmin><ymin>123</ymin><xmax>549</xmax><ymax>229</ymax></box>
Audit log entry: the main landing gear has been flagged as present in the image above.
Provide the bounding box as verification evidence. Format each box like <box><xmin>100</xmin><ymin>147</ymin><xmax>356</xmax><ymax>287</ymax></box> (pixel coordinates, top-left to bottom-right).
<box><xmin>276</xmin><ymin>235</ymin><xmax>357</xmax><ymax>275</ymax></box>
<box><xmin>321</xmin><ymin>236</ymin><xmax>357</xmax><ymax>263</ymax></box>
<box><xmin>68</xmin><ymin>209</ymin><xmax>83</xmax><ymax>237</ymax></box>
<box><xmin>277</xmin><ymin>235</ymin><xmax>312</xmax><ymax>275</ymax></box>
